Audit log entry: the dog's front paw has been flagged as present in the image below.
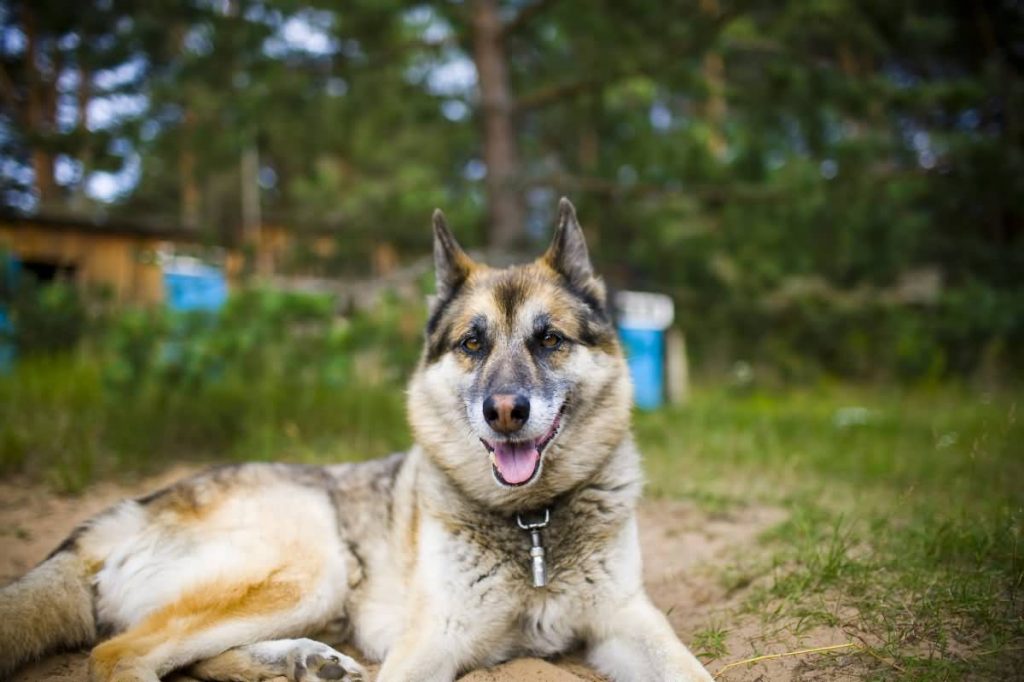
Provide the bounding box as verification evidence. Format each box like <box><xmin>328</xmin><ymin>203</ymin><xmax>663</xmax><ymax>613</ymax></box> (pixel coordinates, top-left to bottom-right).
<box><xmin>290</xmin><ymin>639</ymin><xmax>366</xmax><ymax>682</ymax></box>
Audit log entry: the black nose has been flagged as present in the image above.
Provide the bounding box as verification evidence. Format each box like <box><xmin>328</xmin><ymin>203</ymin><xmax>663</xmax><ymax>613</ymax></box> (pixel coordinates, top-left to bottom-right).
<box><xmin>483</xmin><ymin>393</ymin><xmax>530</xmax><ymax>434</ymax></box>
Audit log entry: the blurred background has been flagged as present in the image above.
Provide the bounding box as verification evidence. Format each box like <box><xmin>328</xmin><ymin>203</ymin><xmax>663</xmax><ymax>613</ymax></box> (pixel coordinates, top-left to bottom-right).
<box><xmin>0</xmin><ymin>0</ymin><xmax>1022</xmax><ymax>475</ymax></box>
<box><xmin>1</xmin><ymin>3</ymin><xmax>1023</xmax><ymax>677</ymax></box>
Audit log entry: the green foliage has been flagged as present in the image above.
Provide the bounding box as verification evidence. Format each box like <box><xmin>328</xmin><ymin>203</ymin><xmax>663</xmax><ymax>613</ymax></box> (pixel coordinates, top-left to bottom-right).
<box><xmin>0</xmin><ymin>357</ymin><xmax>104</xmax><ymax>491</ymax></box>
<box><xmin>2</xmin><ymin>277</ymin><xmax>91</xmax><ymax>357</ymax></box>
<box><xmin>3</xmin><ymin>1</ymin><xmax>1022</xmax><ymax>378</ymax></box>
<box><xmin>682</xmin><ymin>290</ymin><xmax>1024</xmax><ymax>382</ymax></box>
<box><xmin>0</xmin><ymin>288</ymin><xmax>423</xmax><ymax>490</ymax></box>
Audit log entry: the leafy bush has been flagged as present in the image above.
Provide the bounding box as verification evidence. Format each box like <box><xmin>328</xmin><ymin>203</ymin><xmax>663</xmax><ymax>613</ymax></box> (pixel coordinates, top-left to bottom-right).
<box><xmin>2</xmin><ymin>277</ymin><xmax>91</xmax><ymax>356</ymax></box>
<box><xmin>675</xmin><ymin>286</ymin><xmax>1024</xmax><ymax>384</ymax></box>
<box><xmin>0</xmin><ymin>287</ymin><xmax>424</xmax><ymax>489</ymax></box>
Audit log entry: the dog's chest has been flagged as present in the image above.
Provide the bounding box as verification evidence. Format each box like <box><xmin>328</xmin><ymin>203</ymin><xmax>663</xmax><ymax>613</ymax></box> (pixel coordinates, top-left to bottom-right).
<box><xmin>436</xmin><ymin>514</ymin><xmax>635</xmax><ymax>658</ymax></box>
<box><xmin>506</xmin><ymin>595</ymin><xmax>580</xmax><ymax>659</ymax></box>
<box><xmin>509</xmin><ymin>576</ymin><xmax>608</xmax><ymax>657</ymax></box>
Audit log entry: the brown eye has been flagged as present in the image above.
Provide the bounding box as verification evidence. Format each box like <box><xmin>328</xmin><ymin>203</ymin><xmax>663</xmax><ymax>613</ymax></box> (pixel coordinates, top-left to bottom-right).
<box><xmin>541</xmin><ymin>332</ymin><xmax>563</xmax><ymax>349</ymax></box>
<box><xmin>461</xmin><ymin>336</ymin><xmax>482</xmax><ymax>353</ymax></box>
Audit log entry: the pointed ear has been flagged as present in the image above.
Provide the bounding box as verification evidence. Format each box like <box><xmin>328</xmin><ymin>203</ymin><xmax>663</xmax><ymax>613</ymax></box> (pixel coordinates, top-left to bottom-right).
<box><xmin>543</xmin><ymin>198</ymin><xmax>603</xmax><ymax>302</ymax></box>
<box><xmin>432</xmin><ymin>209</ymin><xmax>474</xmax><ymax>300</ymax></box>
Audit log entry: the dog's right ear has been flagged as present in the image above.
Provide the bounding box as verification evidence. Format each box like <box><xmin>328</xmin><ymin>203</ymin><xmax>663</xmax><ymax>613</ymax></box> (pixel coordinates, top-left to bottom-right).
<box><xmin>432</xmin><ymin>209</ymin><xmax>474</xmax><ymax>300</ymax></box>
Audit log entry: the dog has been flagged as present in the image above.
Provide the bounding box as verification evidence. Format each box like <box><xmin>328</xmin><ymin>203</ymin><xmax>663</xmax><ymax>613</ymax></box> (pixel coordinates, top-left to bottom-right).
<box><xmin>0</xmin><ymin>198</ymin><xmax>713</xmax><ymax>682</ymax></box>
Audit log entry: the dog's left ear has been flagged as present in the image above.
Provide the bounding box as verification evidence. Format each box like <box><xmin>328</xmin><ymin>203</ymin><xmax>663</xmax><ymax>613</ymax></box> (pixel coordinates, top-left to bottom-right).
<box><xmin>543</xmin><ymin>197</ymin><xmax>606</xmax><ymax>307</ymax></box>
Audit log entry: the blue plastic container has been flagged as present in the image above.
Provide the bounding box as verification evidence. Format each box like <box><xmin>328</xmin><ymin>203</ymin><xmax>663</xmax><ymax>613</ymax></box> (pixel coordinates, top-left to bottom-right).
<box><xmin>0</xmin><ymin>305</ymin><xmax>13</xmax><ymax>374</ymax></box>
<box><xmin>163</xmin><ymin>261</ymin><xmax>227</xmax><ymax>312</ymax></box>
<box><xmin>0</xmin><ymin>253</ymin><xmax>18</xmax><ymax>372</ymax></box>
<box><xmin>619</xmin><ymin>325</ymin><xmax>664</xmax><ymax>410</ymax></box>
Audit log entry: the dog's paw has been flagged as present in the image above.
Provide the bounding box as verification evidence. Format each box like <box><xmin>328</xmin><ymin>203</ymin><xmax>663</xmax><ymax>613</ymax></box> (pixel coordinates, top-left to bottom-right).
<box><xmin>103</xmin><ymin>664</ymin><xmax>161</xmax><ymax>682</ymax></box>
<box><xmin>290</xmin><ymin>639</ymin><xmax>366</xmax><ymax>682</ymax></box>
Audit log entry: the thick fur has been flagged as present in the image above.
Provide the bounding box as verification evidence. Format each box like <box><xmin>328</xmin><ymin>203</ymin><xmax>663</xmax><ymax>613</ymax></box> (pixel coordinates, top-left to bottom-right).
<box><xmin>0</xmin><ymin>551</ymin><xmax>96</xmax><ymax>669</ymax></box>
<box><xmin>0</xmin><ymin>199</ymin><xmax>712</xmax><ymax>682</ymax></box>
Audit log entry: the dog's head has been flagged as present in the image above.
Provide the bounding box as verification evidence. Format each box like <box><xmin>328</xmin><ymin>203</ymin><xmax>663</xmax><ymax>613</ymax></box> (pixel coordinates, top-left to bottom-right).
<box><xmin>407</xmin><ymin>198</ymin><xmax>633</xmax><ymax>508</ymax></box>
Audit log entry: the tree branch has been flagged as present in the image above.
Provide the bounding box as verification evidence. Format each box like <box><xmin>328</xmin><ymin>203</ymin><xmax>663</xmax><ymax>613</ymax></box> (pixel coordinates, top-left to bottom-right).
<box><xmin>503</xmin><ymin>0</ymin><xmax>559</xmax><ymax>36</ymax></box>
<box><xmin>515</xmin><ymin>68</ymin><xmax>639</xmax><ymax>112</ymax></box>
<box><xmin>524</xmin><ymin>172</ymin><xmax>790</xmax><ymax>203</ymax></box>
<box><xmin>515</xmin><ymin>10</ymin><xmax>738</xmax><ymax>112</ymax></box>
<box><xmin>0</xmin><ymin>64</ymin><xmax>23</xmax><ymax>122</ymax></box>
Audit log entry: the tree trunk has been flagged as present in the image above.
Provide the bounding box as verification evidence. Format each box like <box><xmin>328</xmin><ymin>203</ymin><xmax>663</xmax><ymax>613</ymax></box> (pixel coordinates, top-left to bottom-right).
<box><xmin>699</xmin><ymin>0</ymin><xmax>727</xmax><ymax>161</ymax></box>
<box><xmin>22</xmin><ymin>5</ymin><xmax>56</xmax><ymax>205</ymax></box>
<box><xmin>470</xmin><ymin>0</ymin><xmax>524</xmax><ymax>250</ymax></box>
<box><xmin>179</xmin><ymin>109</ymin><xmax>200</xmax><ymax>229</ymax></box>
<box><xmin>72</xmin><ymin>62</ymin><xmax>92</xmax><ymax>208</ymax></box>
<box><xmin>172</xmin><ymin>20</ymin><xmax>200</xmax><ymax>230</ymax></box>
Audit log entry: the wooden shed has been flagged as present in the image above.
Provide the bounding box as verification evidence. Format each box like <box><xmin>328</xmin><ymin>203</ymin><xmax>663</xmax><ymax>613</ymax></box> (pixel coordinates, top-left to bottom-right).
<box><xmin>0</xmin><ymin>213</ymin><xmax>210</xmax><ymax>305</ymax></box>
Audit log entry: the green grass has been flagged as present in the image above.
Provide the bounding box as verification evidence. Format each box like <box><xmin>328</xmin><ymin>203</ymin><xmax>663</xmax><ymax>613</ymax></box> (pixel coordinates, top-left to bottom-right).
<box><xmin>691</xmin><ymin>621</ymin><xmax>731</xmax><ymax>660</ymax></box>
<box><xmin>636</xmin><ymin>384</ymin><xmax>1024</xmax><ymax>679</ymax></box>
<box><xmin>0</xmin><ymin>354</ymin><xmax>410</xmax><ymax>491</ymax></box>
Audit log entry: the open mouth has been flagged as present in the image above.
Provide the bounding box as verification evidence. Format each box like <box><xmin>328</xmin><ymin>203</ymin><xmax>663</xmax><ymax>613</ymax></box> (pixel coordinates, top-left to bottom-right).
<box><xmin>480</xmin><ymin>407</ymin><xmax>564</xmax><ymax>487</ymax></box>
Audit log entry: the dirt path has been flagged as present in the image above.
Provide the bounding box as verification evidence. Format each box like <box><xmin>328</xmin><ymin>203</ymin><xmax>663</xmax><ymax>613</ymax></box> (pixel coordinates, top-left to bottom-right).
<box><xmin>0</xmin><ymin>469</ymin><xmax>799</xmax><ymax>681</ymax></box>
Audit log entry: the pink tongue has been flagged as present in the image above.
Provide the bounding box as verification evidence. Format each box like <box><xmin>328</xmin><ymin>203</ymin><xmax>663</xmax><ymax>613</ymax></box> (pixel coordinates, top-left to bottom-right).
<box><xmin>492</xmin><ymin>441</ymin><xmax>541</xmax><ymax>484</ymax></box>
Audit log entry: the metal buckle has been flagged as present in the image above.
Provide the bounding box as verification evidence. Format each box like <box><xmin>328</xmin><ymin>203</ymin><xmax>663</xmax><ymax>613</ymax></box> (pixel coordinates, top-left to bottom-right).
<box><xmin>516</xmin><ymin>508</ymin><xmax>550</xmax><ymax>530</ymax></box>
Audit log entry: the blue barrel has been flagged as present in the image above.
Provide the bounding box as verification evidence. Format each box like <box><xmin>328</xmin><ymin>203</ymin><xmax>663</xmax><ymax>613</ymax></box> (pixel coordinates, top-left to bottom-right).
<box><xmin>0</xmin><ymin>253</ymin><xmax>17</xmax><ymax>372</ymax></box>
<box><xmin>619</xmin><ymin>325</ymin><xmax>664</xmax><ymax>410</ymax></box>
<box><xmin>163</xmin><ymin>261</ymin><xmax>227</xmax><ymax>312</ymax></box>
<box><xmin>0</xmin><ymin>305</ymin><xmax>13</xmax><ymax>374</ymax></box>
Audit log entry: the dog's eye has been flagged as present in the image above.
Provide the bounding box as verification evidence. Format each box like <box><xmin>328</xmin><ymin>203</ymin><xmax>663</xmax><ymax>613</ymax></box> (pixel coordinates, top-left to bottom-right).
<box><xmin>461</xmin><ymin>336</ymin><xmax>483</xmax><ymax>353</ymax></box>
<box><xmin>540</xmin><ymin>332</ymin><xmax>563</xmax><ymax>349</ymax></box>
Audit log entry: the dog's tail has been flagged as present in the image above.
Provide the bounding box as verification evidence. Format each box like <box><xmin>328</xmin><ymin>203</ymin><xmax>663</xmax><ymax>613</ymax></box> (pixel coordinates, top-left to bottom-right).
<box><xmin>0</xmin><ymin>547</ymin><xmax>96</xmax><ymax>676</ymax></box>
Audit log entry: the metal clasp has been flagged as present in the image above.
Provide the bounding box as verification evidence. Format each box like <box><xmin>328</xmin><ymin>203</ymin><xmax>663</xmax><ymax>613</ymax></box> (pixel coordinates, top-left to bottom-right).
<box><xmin>516</xmin><ymin>508</ymin><xmax>551</xmax><ymax>588</ymax></box>
<box><xmin>516</xmin><ymin>508</ymin><xmax>550</xmax><ymax>530</ymax></box>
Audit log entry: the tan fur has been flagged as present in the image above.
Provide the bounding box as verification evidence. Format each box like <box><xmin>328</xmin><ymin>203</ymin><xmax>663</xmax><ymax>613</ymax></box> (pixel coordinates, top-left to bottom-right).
<box><xmin>90</xmin><ymin>573</ymin><xmax>303</xmax><ymax>679</ymax></box>
<box><xmin>149</xmin><ymin>486</ymin><xmax>223</xmax><ymax>522</ymax></box>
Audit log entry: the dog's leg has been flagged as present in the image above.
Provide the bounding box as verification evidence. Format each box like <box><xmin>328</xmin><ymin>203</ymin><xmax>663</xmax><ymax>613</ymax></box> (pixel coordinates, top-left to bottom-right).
<box><xmin>585</xmin><ymin>594</ymin><xmax>713</xmax><ymax>682</ymax></box>
<box><xmin>88</xmin><ymin>574</ymin><xmax>346</xmax><ymax>682</ymax></box>
<box><xmin>375</xmin><ymin>602</ymin><xmax>509</xmax><ymax>682</ymax></box>
<box><xmin>187</xmin><ymin>638</ymin><xmax>365</xmax><ymax>682</ymax></box>
<box><xmin>375</xmin><ymin>630</ymin><xmax>460</xmax><ymax>682</ymax></box>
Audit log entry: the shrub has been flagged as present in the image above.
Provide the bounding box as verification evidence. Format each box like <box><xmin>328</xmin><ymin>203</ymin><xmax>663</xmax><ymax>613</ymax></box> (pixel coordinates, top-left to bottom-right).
<box><xmin>0</xmin><ymin>287</ymin><xmax>422</xmax><ymax>488</ymax></box>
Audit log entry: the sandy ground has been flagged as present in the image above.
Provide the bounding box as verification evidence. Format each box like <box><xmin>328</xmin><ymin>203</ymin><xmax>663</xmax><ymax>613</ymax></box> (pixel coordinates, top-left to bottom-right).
<box><xmin>0</xmin><ymin>467</ymin><xmax>841</xmax><ymax>681</ymax></box>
